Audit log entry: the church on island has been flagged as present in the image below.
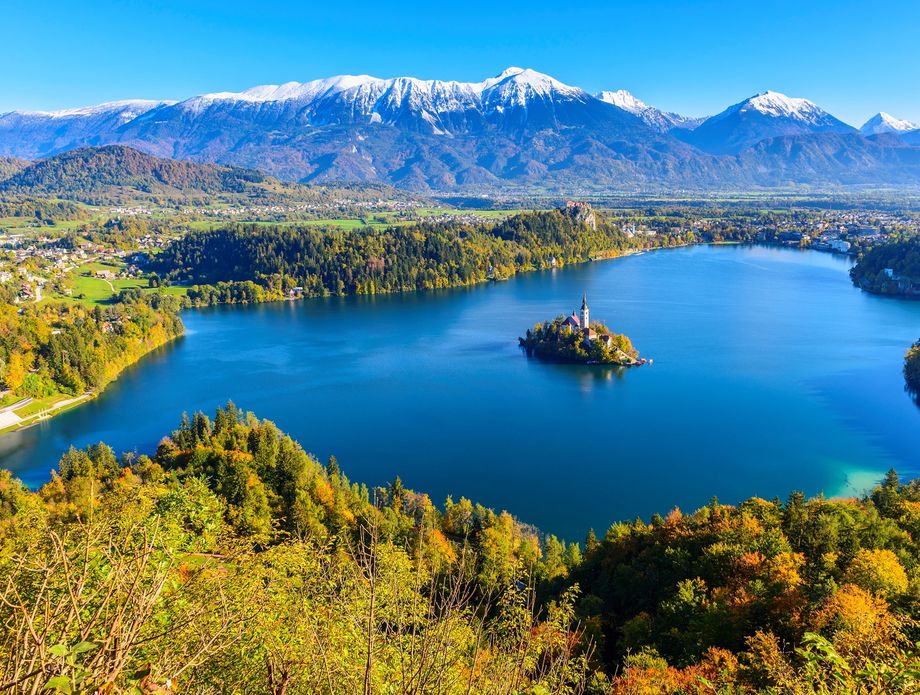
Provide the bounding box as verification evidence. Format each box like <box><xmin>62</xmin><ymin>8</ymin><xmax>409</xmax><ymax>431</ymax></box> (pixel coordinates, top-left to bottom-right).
<box><xmin>561</xmin><ymin>293</ymin><xmax>618</xmax><ymax>351</ymax></box>
<box><xmin>519</xmin><ymin>293</ymin><xmax>645</xmax><ymax>366</ymax></box>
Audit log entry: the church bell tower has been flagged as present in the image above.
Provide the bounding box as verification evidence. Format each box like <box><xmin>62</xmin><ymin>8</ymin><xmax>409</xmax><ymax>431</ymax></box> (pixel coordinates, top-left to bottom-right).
<box><xmin>580</xmin><ymin>292</ymin><xmax>589</xmax><ymax>329</ymax></box>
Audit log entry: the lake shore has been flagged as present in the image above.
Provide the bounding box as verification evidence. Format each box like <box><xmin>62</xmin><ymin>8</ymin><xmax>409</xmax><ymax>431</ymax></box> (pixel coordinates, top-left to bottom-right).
<box><xmin>0</xmin><ymin>329</ymin><xmax>183</xmax><ymax>437</ymax></box>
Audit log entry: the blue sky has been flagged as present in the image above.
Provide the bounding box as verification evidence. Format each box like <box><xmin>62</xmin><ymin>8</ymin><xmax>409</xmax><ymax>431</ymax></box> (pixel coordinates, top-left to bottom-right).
<box><xmin>4</xmin><ymin>0</ymin><xmax>919</xmax><ymax>126</ymax></box>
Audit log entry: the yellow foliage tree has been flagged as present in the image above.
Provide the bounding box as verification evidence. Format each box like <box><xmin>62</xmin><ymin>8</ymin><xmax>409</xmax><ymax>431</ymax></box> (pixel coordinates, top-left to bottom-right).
<box><xmin>844</xmin><ymin>548</ymin><xmax>909</xmax><ymax>598</ymax></box>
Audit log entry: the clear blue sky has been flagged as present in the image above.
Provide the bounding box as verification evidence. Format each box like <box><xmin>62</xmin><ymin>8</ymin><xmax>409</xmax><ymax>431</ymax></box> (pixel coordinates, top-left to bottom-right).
<box><xmin>5</xmin><ymin>0</ymin><xmax>919</xmax><ymax>126</ymax></box>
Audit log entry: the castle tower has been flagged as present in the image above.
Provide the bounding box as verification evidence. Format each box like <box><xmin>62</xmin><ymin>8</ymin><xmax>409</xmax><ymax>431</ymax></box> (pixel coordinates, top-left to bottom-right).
<box><xmin>580</xmin><ymin>292</ymin><xmax>589</xmax><ymax>329</ymax></box>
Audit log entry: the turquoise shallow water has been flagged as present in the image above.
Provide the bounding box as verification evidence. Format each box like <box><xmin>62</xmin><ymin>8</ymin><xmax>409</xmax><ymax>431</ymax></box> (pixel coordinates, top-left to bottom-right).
<box><xmin>2</xmin><ymin>244</ymin><xmax>919</xmax><ymax>539</ymax></box>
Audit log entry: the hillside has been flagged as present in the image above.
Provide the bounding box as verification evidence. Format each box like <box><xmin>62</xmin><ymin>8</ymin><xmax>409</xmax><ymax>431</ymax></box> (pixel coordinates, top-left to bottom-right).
<box><xmin>0</xmin><ymin>155</ymin><xmax>28</xmax><ymax>181</ymax></box>
<box><xmin>735</xmin><ymin>132</ymin><xmax>920</xmax><ymax>186</ymax></box>
<box><xmin>0</xmin><ymin>145</ymin><xmax>422</xmax><ymax>207</ymax></box>
<box><xmin>850</xmin><ymin>236</ymin><xmax>920</xmax><ymax>295</ymax></box>
<box><xmin>148</xmin><ymin>207</ymin><xmax>705</xmax><ymax>303</ymax></box>
<box><xmin>0</xmin><ymin>145</ymin><xmax>270</xmax><ymax>202</ymax></box>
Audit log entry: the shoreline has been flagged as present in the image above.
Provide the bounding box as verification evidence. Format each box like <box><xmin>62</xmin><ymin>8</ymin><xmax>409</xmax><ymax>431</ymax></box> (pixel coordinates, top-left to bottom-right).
<box><xmin>0</xmin><ymin>393</ymin><xmax>95</xmax><ymax>434</ymax></box>
<box><xmin>0</xmin><ymin>331</ymin><xmax>183</xmax><ymax>437</ymax></box>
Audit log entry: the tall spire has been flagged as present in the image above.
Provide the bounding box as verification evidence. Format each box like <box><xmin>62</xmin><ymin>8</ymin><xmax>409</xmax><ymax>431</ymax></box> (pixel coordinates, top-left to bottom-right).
<box><xmin>579</xmin><ymin>291</ymin><xmax>589</xmax><ymax>329</ymax></box>
<box><xmin>581</xmin><ymin>292</ymin><xmax>588</xmax><ymax>310</ymax></box>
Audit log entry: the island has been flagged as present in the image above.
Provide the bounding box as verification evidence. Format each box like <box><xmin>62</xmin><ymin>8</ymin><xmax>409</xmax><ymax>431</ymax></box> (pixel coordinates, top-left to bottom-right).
<box><xmin>519</xmin><ymin>293</ymin><xmax>646</xmax><ymax>365</ymax></box>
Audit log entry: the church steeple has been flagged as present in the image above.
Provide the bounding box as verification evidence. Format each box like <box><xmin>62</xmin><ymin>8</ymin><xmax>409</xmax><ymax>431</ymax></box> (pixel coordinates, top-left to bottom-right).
<box><xmin>580</xmin><ymin>292</ymin><xmax>589</xmax><ymax>329</ymax></box>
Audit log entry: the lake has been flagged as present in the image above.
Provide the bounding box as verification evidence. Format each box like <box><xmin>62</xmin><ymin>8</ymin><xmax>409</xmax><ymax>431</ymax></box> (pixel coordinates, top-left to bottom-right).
<box><xmin>2</xmin><ymin>244</ymin><xmax>919</xmax><ymax>540</ymax></box>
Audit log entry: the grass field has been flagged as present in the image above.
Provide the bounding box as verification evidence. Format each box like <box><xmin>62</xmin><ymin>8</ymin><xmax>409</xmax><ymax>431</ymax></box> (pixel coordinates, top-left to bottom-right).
<box><xmin>182</xmin><ymin>208</ymin><xmax>525</xmax><ymax>232</ymax></box>
<box><xmin>13</xmin><ymin>394</ymin><xmax>71</xmax><ymax>419</ymax></box>
<box><xmin>184</xmin><ymin>216</ymin><xmax>408</xmax><ymax>232</ymax></box>
<box><xmin>47</xmin><ymin>260</ymin><xmax>188</xmax><ymax>306</ymax></box>
<box><xmin>413</xmin><ymin>207</ymin><xmax>526</xmax><ymax>219</ymax></box>
<box><xmin>0</xmin><ymin>216</ymin><xmax>95</xmax><ymax>233</ymax></box>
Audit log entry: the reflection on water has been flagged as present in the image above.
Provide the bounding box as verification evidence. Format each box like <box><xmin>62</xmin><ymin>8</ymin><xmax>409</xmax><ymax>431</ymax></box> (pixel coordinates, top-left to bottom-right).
<box><xmin>521</xmin><ymin>351</ymin><xmax>628</xmax><ymax>392</ymax></box>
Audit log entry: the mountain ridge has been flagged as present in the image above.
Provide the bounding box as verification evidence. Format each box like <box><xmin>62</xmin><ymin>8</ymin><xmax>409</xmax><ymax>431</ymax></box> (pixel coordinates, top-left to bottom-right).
<box><xmin>596</xmin><ymin>89</ymin><xmax>705</xmax><ymax>133</ymax></box>
<box><xmin>860</xmin><ymin>112</ymin><xmax>919</xmax><ymax>136</ymax></box>
<box><xmin>679</xmin><ymin>91</ymin><xmax>856</xmax><ymax>155</ymax></box>
<box><xmin>2</xmin><ymin>68</ymin><xmax>920</xmax><ymax>191</ymax></box>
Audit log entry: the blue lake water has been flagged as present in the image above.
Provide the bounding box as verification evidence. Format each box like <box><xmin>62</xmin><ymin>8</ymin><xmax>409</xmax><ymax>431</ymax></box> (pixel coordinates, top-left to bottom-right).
<box><xmin>2</xmin><ymin>244</ymin><xmax>919</xmax><ymax>539</ymax></box>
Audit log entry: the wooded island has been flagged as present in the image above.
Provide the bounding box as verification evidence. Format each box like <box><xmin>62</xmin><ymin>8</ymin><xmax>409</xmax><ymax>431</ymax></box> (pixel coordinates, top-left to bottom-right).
<box><xmin>519</xmin><ymin>294</ymin><xmax>644</xmax><ymax>366</ymax></box>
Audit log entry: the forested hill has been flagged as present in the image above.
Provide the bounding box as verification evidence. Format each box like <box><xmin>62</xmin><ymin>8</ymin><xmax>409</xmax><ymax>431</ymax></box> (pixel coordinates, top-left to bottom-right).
<box><xmin>151</xmin><ymin>207</ymin><xmax>703</xmax><ymax>304</ymax></box>
<box><xmin>0</xmin><ymin>145</ymin><xmax>269</xmax><ymax>202</ymax></box>
<box><xmin>0</xmin><ymin>155</ymin><xmax>28</xmax><ymax>181</ymax></box>
<box><xmin>0</xmin><ymin>145</ymin><xmax>420</xmax><ymax>207</ymax></box>
<box><xmin>1</xmin><ymin>404</ymin><xmax>918</xmax><ymax>692</ymax></box>
<box><xmin>0</xmin><ymin>289</ymin><xmax>183</xmax><ymax>402</ymax></box>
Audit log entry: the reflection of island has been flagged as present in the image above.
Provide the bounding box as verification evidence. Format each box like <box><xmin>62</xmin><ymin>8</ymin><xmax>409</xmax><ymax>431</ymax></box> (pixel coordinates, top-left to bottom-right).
<box><xmin>519</xmin><ymin>294</ymin><xmax>649</xmax><ymax>366</ymax></box>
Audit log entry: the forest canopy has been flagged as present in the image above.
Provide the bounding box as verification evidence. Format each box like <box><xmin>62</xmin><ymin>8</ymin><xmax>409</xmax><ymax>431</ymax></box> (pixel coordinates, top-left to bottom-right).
<box><xmin>0</xmin><ymin>291</ymin><xmax>182</xmax><ymax>399</ymax></box>
<box><xmin>905</xmin><ymin>339</ymin><xmax>920</xmax><ymax>402</ymax></box>
<box><xmin>152</xmin><ymin>208</ymin><xmax>701</xmax><ymax>304</ymax></box>
<box><xmin>1</xmin><ymin>406</ymin><xmax>918</xmax><ymax>693</ymax></box>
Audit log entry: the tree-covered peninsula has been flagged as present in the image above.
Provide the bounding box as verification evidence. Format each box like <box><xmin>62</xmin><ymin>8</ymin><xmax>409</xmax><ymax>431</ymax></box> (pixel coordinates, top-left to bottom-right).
<box><xmin>1</xmin><ymin>405</ymin><xmax>919</xmax><ymax>692</ymax></box>
<box><xmin>520</xmin><ymin>295</ymin><xmax>642</xmax><ymax>365</ymax></box>
<box><xmin>150</xmin><ymin>205</ymin><xmax>700</xmax><ymax>305</ymax></box>
<box><xmin>0</xmin><ymin>290</ymin><xmax>182</xmax><ymax>430</ymax></box>
<box><xmin>905</xmin><ymin>339</ymin><xmax>920</xmax><ymax>402</ymax></box>
<box><xmin>850</xmin><ymin>236</ymin><xmax>920</xmax><ymax>297</ymax></box>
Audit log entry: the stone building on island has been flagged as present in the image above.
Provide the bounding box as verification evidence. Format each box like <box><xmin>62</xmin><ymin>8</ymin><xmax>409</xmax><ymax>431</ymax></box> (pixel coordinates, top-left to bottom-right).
<box><xmin>562</xmin><ymin>293</ymin><xmax>619</xmax><ymax>351</ymax></box>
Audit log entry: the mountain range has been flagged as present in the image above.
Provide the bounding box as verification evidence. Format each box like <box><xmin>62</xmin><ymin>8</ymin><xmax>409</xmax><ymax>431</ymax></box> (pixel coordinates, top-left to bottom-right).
<box><xmin>2</xmin><ymin>67</ymin><xmax>920</xmax><ymax>192</ymax></box>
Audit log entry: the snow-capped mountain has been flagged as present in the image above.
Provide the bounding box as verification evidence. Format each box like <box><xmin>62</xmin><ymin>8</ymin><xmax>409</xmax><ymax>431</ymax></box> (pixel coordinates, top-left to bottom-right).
<box><xmin>114</xmin><ymin>68</ymin><xmax>668</xmax><ymax>186</ymax></box>
<box><xmin>680</xmin><ymin>90</ymin><xmax>855</xmax><ymax>154</ymax></box>
<box><xmin>0</xmin><ymin>100</ymin><xmax>173</xmax><ymax>158</ymax></box>
<box><xmin>1</xmin><ymin>71</ymin><xmax>919</xmax><ymax>190</ymax></box>
<box><xmin>860</xmin><ymin>112</ymin><xmax>919</xmax><ymax>136</ymax></box>
<box><xmin>597</xmin><ymin>90</ymin><xmax>703</xmax><ymax>132</ymax></box>
<box><xmin>18</xmin><ymin>99</ymin><xmax>170</xmax><ymax>120</ymax></box>
<box><xmin>142</xmin><ymin>67</ymin><xmax>633</xmax><ymax>137</ymax></box>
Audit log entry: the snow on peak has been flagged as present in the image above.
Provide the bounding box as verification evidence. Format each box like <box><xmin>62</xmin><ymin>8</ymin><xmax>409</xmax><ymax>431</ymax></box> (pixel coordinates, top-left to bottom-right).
<box><xmin>597</xmin><ymin>90</ymin><xmax>647</xmax><ymax>114</ymax></box>
<box><xmin>595</xmin><ymin>89</ymin><xmax>703</xmax><ymax>132</ymax></box>
<box><xmin>860</xmin><ymin>112</ymin><xmax>919</xmax><ymax>135</ymax></box>
<box><xmin>490</xmin><ymin>67</ymin><xmax>569</xmax><ymax>90</ymax></box>
<box><xmin>13</xmin><ymin>99</ymin><xmax>172</xmax><ymax>120</ymax></box>
<box><xmin>489</xmin><ymin>66</ymin><xmax>527</xmax><ymax>83</ymax></box>
<box><xmin>740</xmin><ymin>90</ymin><xmax>825</xmax><ymax>121</ymax></box>
<box><xmin>192</xmin><ymin>75</ymin><xmax>384</xmax><ymax>105</ymax></box>
<box><xmin>479</xmin><ymin>67</ymin><xmax>583</xmax><ymax>108</ymax></box>
<box><xmin>178</xmin><ymin>68</ymin><xmax>584</xmax><ymax>115</ymax></box>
